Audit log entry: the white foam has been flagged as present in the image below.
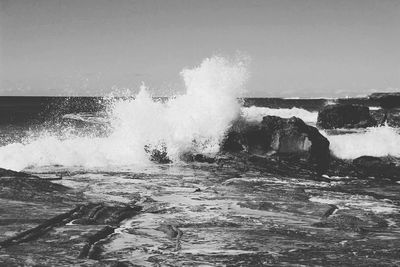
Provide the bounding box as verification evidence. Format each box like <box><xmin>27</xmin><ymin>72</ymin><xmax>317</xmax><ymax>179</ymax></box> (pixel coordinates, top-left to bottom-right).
<box><xmin>326</xmin><ymin>126</ymin><xmax>400</xmax><ymax>159</ymax></box>
<box><xmin>310</xmin><ymin>195</ymin><xmax>399</xmax><ymax>214</ymax></box>
<box><xmin>369</xmin><ymin>106</ymin><xmax>381</xmax><ymax>111</ymax></box>
<box><xmin>0</xmin><ymin>55</ymin><xmax>249</xmax><ymax>171</ymax></box>
<box><xmin>241</xmin><ymin>106</ymin><xmax>318</xmax><ymax>124</ymax></box>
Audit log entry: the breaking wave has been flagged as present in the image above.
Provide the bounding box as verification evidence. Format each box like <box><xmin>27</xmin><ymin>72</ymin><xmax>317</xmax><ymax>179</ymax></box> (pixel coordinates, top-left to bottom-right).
<box><xmin>241</xmin><ymin>106</ymin><xmax>318</xmax><ymax>124</ymax></box>
<box><xmin>0</xmin><ymin>55</ymin><xmax>249</xmax><ymax>171</ymax></box>
<box><xmin>0</xmin><ymin>54</ymin><xmax>399</xmax><ymax>171</ymax></box>
<box><xmin>327</xmin><ymin>126</ymin><xmax>400</xmax><ymax>159</ymax></box>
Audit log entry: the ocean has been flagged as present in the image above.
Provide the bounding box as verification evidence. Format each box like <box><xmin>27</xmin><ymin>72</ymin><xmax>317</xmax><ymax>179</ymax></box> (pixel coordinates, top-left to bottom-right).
<box><xmin>1</xmin><ymin>56</ymin><xmax>400</xmax><ymax>266</ymax></box>
<box><xmin>0</xmin><ymin>95</ymin><xmax>398</xmax><ymax>170</ymax></box>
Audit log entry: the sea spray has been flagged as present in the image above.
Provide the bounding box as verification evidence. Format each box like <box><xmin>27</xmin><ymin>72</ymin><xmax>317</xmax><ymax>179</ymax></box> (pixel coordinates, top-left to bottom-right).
<box><xmin>241</xmin><ymin>106</ymin><xmax>318</xmax><ymax>124</ymax></box>
<box><xmin>110</xmin><ymin>56</ymin><xmax>249</xmax><ymax>159</ymax></box>
<box><xmin>326</xmin><ymin>125</ymin><xmax>400</xmax><ymax>159</ymax></box>
<box><xmin>0</xmin><ymin>55</ymin><xmax>249</xmax><ymax>171</ymax></box>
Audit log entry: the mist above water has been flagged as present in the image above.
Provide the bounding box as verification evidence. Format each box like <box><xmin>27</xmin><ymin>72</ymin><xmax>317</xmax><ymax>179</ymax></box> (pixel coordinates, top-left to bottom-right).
<box><xmin>0</xmin><ymin>56</ymin><xmax>249</xmax><ymax>171</ymax></box>
<box><xmin>0</xmin><ymin>55</ymin><xmax>399</xmax><ymax>171</ymax></box>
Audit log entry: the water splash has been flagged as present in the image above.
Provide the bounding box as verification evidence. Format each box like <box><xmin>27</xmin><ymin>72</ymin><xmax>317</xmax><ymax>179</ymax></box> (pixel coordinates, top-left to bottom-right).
<box><xmin>0</xmin><ymin>55</ymin><xmax>249</xmax><ymax>171</ymax></box>
<box><xmin>241</xmin><ymin>106</ymin><xmax>318</xmax><ymax>124</ymax></box>
<box><xmin>327</xmin><ymin>125</ymin><xmax>400</xmax><ymax>159</ymax></box>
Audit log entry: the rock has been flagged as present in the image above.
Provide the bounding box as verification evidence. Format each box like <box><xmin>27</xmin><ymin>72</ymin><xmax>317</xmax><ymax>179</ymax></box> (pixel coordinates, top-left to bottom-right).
<box><xmin>0</xmin><ymin>206</ymin><xmax>82</xmax><ymax>249</ymax></box>
<box><xmin>222</xmin><ymin>116</ymin><xmax>330</xmax><ymax>174</ymax></box>
<box><xmin>369</xmin><ymin>108</ymin><xmax>387</xmax><ymax>126</ymax></box>
<box><xmin>353</xmin><ymin>156</ymin><xmax>384</xmax><ymax>168</ymax></box>
<box><xmin>179</xmin><ymin>151</ymin><xmax>215</xmax><ymax>163</ymax></box>
<box><xmin>78</xmin><ymin>225</ymin><xmax>115</xmax><ymax>259</ymax></box>
<box><xmin>352</xmin><ymin>156</ymin><xmax>400</xmax><ymax>180</ymax></box>
<box><xmin>0</xmin><ymin>168</ymin><xmax>38</xmax><ymax>178</ymax></box>
<box><xmin>326</xmin><ymin>155</ymin><xmax>400</xmax><ymax>181</ymax></box>
<box><xmin>262</xmin><ymin>116</ymin><xmax>329</xmax><ymax>161</ymax></box>
<box><xmin>144</xmin><ymin>144</ymin><xmax>171</xmax><ymax>164</ymax></box>
<box><xmin>369</xmin><ymin>92</ymin><xmax>400</xmax><ymax>109</ymax></box>
<box><xmin>368</xmin><ymin>93</ymin><xmax>400</xmax><ymax>127</ymax></box>
<box><xmin>71</xmin><ymin>203</ymin><xmax>142</xmax><ymax>226</ymax></box>
<box><xmin>317</xmin><ymin>104</ymin><xmax>376</xmax><ymax>129</ymax></box>
<box><xmin>370</xmin><ymin>108</ymin><xmax>400</xmax><ymax>127</ymax></box>
<box><xmin>0</xmin><ymin>176</ymin><xmax>76</xmax><ymax>203</ymax></box>
<box><xmin>386</xmin><ymin>110</ymin><xmax>400</xmax><ymax>127</ymax></box>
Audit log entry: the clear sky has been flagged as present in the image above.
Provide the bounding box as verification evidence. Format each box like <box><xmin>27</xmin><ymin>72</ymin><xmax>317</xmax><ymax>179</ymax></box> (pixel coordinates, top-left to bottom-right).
<box><xmin>0</xmin><ymin>0</ymin><xmax>399</xmax><ymax>97</ymax></box>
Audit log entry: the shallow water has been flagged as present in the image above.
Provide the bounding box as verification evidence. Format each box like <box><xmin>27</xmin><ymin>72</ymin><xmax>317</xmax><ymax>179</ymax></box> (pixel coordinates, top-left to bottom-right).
<box><xmin>21</xmin><ymin>163</ymin><xmax>400</xmax><ymax>266</ymax></box>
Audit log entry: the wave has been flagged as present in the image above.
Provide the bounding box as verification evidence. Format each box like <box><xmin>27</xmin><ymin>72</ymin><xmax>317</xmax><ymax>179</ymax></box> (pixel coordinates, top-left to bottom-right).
<box><xmin>0</xmin><ymin>55</ymin><xmax>249</xmax><ymax>171</ymax></box>
<box><xmin>0</xmin><ymin>55</ymin><xmax>398</xmax><ymax>171</ymax></box>
<box><xmin>241</xmin><ymin>106</ymin><xmax>318</xmax><ymax>124</ymax></box>
<box><xmin>326</xmin><ymin>125</ymin><xmax>400</xmax><ymax>159</ymax></box>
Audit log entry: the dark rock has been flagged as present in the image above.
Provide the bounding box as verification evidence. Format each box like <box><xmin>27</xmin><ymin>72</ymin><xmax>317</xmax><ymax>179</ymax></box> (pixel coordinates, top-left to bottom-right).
<box><xmin>78</xmin><ymin>225</ymin><xmax>115</xmax><ymax>259</ymax></box>
<box><xmin>222</xmin><ymin>116</ymin><xmax>330</xmax><ymax>174</ymax></box>
<box><xmin>369</xmin><ymin>93</ymin><xmax>400</xmax><ymax>127</ymax></box>
<box><xmin>104</xmin><ymin>261</ymin><xmax>137</xmax><ymax>267</ymax></box>
<box><xmin>386</xmin><ymin>110</ymin><xmax>400</xmax><ymax>127</ymax></box>
<box><xmin>0</xmin><ymin>176</ymin><xmax>76</xmax><ymax>203</ymax></box>
<box><xmin>71</xmin><ymin>203</ymin><xmax>142</xmax><ymax>226</ymax></box>
<box><xmin>370</xmin><ymin>107</ymin><xmax>400</xmax><ymax>127</ymax></box>
<box><xmin>353</xmin><ymin>156</ymin><xmax>384</xmax><ymax>168</ymax></box>
<box><xmin>0</xmin><ymin>168</ymin><xmax>38</xmax><ymax>178</ymax></box>
<box><xmin>370</xmin><ymin>108</ymin><xmax>387</xmax><ymax>126</ymax></box>
<box><xmin>321</xmin><ymin>204</ymin><xmax>339</xmax><ymax>219</ymax></box>
<box><xmin>262</xmin><ymin>116</ymin><xmax>312</xmax><ymax>154</ymax></box>
<box><xmin>352</xmin><ymin>156</ymin><xmax>400</xmax><ymax>180</ymax></box>
<box><xmin>326</xmin><ymin>155</ymin><xmax>400</xmax><ymax>181</ymax></box>
<box><xmin>317</xmin><ymin>104</ymin><xmax>376</xmax><ymax>129</ymax></box>
<box><xmin>144</xmin><ymin>144</ymin><xmax>171</xmax><ymax>164</ymax></box>
<box><xmin>0</xmin><ymin>206</ymin><xmax>82</xmax><ymax>248</ymax></box>
<box><xmin>179</xmin><ymin>151</ymin><xmax>215</xmax><ymax>163</ymax></box>
<box><xmin>221</xmin><ymin>119</ymin><xmax>270</xmax><ymax>154</ymax></box>
<box><xmin>369</xmin><ymin>92</ymin><xmax>400</xmax><ymax>109</ymax></box>
<box><xmin>220</xmin><ymin>127</ymin><xmax>248</xmax><ymax>152</ymax></box>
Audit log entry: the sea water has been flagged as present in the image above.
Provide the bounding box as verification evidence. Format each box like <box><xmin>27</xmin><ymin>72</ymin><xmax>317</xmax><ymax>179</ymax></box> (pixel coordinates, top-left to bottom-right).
<box><xmin>0</xmin><ymin>55</ymin><xmax>399</xmax><ymax>171</ymax></box>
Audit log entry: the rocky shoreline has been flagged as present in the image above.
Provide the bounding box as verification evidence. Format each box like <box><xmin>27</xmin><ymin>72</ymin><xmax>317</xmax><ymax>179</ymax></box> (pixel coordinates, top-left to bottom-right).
<box><xmin>0</xmin><ymin>171</ymin><xmax>143</xmax><ymax>266</ymax></box>
<box><xmin>1</xmin><ymin>93</ymin><xmax>400</xmax><ymax>266</ymax></box>
<box><xmin>1</xmin><ymin>156</ymin><xmax>400</xmax><ymax>266</ymax></box>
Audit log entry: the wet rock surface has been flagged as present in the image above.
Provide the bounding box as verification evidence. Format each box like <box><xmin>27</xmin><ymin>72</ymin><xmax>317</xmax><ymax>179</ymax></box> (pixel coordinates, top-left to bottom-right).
<box><xmin>386</xmin><ymin>110</ymin><xmax>400</xmax><ymax>127</ymax></box>
<box><xmin>0</xmin><ymin>168</ymin><xmax>142</xmax><ymax>266</ymax></box>
<box><xmin>1</xmin><ymin>159</ymin><xmax>400</xmax><ymax>266</ymax></box>
<box><xmin>222</xmin><ymin>116</ymin><xmax>330</xmax><ymax>174</ymax></box>
<box><xmin>370</xmin><ymin>108</ymin><xmax>400</xmax><ymax>127</ymax></box>
<box><xmin>327</xmin><ymin>156</ymin><xmax>400</xmax><ymax>181</ymax></box>
<box><xmin>369</xmin><ymin>92</ymin><xmax>400</xmax><ymax>109</ymax></box>
<box><xmin>317</xmin><ymin>104</ymin><xmax>376</xmax><ymax>129</ymax></box>
<box><xmin>369</xmin><ymin>93</ymin><xmax>400</xmax><ymax>127</ymax></box>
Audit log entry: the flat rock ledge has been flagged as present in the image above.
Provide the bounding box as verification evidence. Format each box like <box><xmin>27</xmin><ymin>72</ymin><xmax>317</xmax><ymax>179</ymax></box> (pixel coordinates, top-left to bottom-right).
<box><xmin>1</xmin><ymin>152</ymin><xmax>400</xmax><ymax>266</ymax></box>
<box><xmin>0</xmin><ymin>170</ymin><xmax>142</xmax><ymax>267</ymax></box>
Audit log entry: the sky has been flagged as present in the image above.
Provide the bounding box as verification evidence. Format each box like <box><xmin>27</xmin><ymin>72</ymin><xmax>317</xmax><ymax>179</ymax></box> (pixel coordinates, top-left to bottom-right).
<box><xmin>0</xmin><ymin>0</ymin><xmax>399</xmax><ymax>97</ymax></box>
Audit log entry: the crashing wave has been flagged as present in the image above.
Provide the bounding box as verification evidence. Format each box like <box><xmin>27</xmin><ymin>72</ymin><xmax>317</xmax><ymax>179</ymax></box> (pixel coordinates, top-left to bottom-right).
<box><xmin>0</xmin><ymin>55</ymin><xmax>249</xmax><ymax>171</ymax></box>
<box><xmin>241</xmin><ymin>106</ymin><xmax>318</xmax><ymax>124</ymax></box>
<box><xmin>326</xmin><ymin>125</ymin><xmax>400</xmax><ymax>159</ymax></box>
